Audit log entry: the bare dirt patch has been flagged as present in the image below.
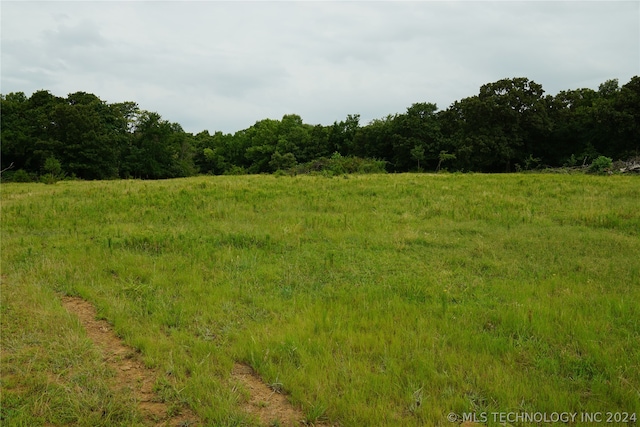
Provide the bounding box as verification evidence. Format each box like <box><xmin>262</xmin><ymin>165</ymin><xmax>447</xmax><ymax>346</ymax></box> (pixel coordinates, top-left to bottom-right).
<box><xmin>231</xmin><ymin>363</ymin><xmax>307</xmax><ymax>426</ymax></box>
<box><xmin>62</xmin><ymin>296</ymin><xmax>322</xmax><ymax>426</ymax></box>
<box><xmin>61</xmin><ymin>296</ymin><xmax>198</xmax><ymax>427</ymax></box>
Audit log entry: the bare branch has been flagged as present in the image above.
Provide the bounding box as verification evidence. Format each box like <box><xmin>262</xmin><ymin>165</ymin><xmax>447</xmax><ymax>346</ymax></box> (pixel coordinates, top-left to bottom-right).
<box><xmin>0</xmin><ymin>162</ymin><xmax>15</xmax><ymax>175</ymax></box>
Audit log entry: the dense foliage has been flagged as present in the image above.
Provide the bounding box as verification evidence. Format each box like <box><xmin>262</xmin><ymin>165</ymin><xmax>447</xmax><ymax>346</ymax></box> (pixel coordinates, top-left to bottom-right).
<box><xmin>2</xmin><ymin>76</ymin><xmax>638</xmax><ymax>180</ymax></box>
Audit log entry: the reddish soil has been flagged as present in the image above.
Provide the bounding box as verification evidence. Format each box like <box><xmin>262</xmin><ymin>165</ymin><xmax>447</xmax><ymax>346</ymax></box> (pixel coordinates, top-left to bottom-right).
<box><xmin>231</xmin><ymin>363</ymin><xmax>306</xmax><ymax>426</ymax></box>
<box><xmin>61</xmin><ymin>296</ymin><xmax>198</xmax><ymax>426</ymax></box>
<box><xmin>62</xmin><ymin>296</ymin><xmax>312</xmax><ymax>426</ymax></box>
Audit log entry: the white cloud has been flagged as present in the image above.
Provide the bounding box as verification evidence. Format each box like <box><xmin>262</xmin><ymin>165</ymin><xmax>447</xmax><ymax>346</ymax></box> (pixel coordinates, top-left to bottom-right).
<box><xmin>2</xmin><ymin>1</ymin><xmax>638</xmax><ymax>133</ymax></box>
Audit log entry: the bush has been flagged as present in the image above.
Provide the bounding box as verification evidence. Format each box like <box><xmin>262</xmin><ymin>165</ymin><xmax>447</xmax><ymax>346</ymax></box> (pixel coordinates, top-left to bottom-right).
<box><xmin>223</xmin><ymin>165</ymin><xmax>247</xmax><ymax>175</ymax></box>
<box><xmin>40</xmin><ymin>174</ymin><xmax>58</xmax><ymax>185</ymax></box>
<box><xmin>588</xmin><ymin>156</ymin><xmax>613</xmax><ymax>174</ymax></box>
<box><xmin>291</xmin><ymin>154</ymin><xmax>386</xmax><ymax>176</ymax></box>
<box><xmin>4</xmin><ymin>169</ymin><xmax>33</xmax><ymax>183</ymax></box>
<box><xmin>40</xmin><ymin>157</ymin><xmax>65</xmax><ymax>183</ymax></box>
<box><xmin>269</xmin><ymin>151</ymin><xmax>297</xmax><ymax>172</ymax></box>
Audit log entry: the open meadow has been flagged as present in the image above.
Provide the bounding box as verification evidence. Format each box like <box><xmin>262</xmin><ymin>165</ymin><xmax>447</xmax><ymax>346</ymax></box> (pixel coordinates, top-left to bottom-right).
<box><xmin>1</xmin><ymin>173</ymin><xmax>639</xmax><ymax>426</ymax></box>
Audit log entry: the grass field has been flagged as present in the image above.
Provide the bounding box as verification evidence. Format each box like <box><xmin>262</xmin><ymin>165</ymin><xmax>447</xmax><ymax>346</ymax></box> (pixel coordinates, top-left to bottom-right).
<box><xmin>1</xmin><ymin>173</ymin><xmax>639</xmax><ymax>426</ymax></box>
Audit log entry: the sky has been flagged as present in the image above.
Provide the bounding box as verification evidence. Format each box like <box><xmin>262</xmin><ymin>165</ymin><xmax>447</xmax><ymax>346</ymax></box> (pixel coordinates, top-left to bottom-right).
<box><xmin>2</xmin><ymin>1</ymin><xmax>639</xmax><ymax>134</ymax></box>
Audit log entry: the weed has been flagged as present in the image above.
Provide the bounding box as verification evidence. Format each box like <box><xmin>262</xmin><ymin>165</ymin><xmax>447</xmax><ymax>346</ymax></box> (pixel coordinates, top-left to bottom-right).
<box><xmin>304</xmin><ymin>401</ymin><xmax>328</xmax><ymax>425</ymax></box>
<box><xmin>267</xmin><ymin>377</ymin><xmax>284</xmax><ymax>394</ymax></box>
<box><xmin>409</xmin><ymin>387</ymin><xmax>424</xmax><ymax>414</ymax></box>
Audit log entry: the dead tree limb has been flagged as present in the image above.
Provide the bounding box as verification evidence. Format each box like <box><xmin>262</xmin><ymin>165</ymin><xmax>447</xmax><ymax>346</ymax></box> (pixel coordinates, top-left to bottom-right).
<box><xmin>0</xmin><ymin>162</ymin><xmax>14</xmax><ymax>175</ymax></box>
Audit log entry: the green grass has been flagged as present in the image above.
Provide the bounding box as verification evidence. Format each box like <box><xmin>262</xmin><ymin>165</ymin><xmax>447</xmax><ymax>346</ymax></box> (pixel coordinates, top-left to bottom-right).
<box><xmin>2</xmin><ymin>173</ymin><xmax>639</xmax><ymax>426</ymax></box>
<box><xmin>0</xmin><ymin>267</ymin><xmax>143</xmax><ymax>426</ymax></box>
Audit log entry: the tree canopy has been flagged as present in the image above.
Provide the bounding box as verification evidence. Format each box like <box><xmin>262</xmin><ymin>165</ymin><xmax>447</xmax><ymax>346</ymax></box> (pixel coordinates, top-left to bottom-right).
<box><xmin>2</xmin><ymin>76</ymin><xmax>638</xmax><ymax>180</ymax></box>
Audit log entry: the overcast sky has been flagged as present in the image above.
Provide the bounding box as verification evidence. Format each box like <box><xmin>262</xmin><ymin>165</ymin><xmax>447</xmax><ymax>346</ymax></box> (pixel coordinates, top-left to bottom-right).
<box><xmin>2</xmin><ymin>1</ymin><xmax>638</xmax><ymax>134</ymax></box>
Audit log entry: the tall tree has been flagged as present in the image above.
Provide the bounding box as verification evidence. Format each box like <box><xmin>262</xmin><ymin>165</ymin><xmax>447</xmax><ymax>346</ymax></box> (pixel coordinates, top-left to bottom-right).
<box><xmin>299</xmin><ymin>124</ymin><xmax>331</xmax><ymax>162</ymax></box>
<box><xmin>544</xmin><ymin>88</ymin><xmax>598</xmax><ymax>165</ymax></box>
<box><xmin>615</xmin><ymin>76</ymin><xmax>640</xmax><ymax>158</ymax></box>
<box><xmin>441</xmin><ymin>78</ymin><xmax>549</xmax><ymax>171</ymax></box>
<box><xmin>328</xmin><ymin>114</ymin><xmax>360</xmax><ymax>155</ymax></box>
<box><xmin>28</xmin><ymin>90</ymin><xmax>66</xmax><ymax>172</ymax></box>
<box><xmin>48</xmin><ymin>92</ymin><xmax>121</xmax><ymax>179</ymax></box>
<box><xmin>122</xmin><ymin>111</ymin><xmax>192</xmax><ymax>179</ymax></box>
<box><xmin>352</xmin><ymin>115</ymin><xmax>395</xmax><ymax>163</ymax></box>
<box><xmin>390</xmin><ymin>102</ymin><xmax>441</xmax><ymax>171</ymax></box>
<box><xmin>244</xmin><ymin>118</ymin><xmax>280</xmax><ymax>173</ymax></box>
<box><xmin>0</xmin><ymin>92</ymin><xmax>32</xmax><ymax>172</ymax></box>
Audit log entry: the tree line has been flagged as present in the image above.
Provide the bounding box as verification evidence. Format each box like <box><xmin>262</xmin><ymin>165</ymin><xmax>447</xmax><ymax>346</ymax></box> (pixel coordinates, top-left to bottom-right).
<box><xmin>1</xmin><ymin>76</ymin><xmax>638</xmax><ymax>181</ymax></box>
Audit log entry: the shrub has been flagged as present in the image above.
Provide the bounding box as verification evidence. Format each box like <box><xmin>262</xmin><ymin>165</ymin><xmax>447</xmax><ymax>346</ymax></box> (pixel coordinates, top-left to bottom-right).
<box><xmin>6</xmin><ymin>169</ymin><xmax>33</xmax><ymax>183</ymax></box>
<box><xmin>224</xmin><ymin>165</ymin><xmax>247</xmax><ymax>175</ymax></box>
<box><xmin>292</xmin><ymin>154</ymin><xmax>386</xmax><ymax>176</ymax></box>
<box><xmin>40</xmin><ymin>157</ymin><xmax>65</xmax><ymax>184</ymax></box>
<box><xmin>269</xmin><ymin>151</ymin><xmax>297</xmax><ymax>172</ymax></box>
<box><xmin>588</xmin><ymin>156</ymin><xmax>613</xmax><ymax>174</ymax></box>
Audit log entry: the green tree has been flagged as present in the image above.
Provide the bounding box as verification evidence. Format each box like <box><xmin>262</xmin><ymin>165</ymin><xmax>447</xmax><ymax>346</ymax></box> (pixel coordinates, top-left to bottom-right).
<box><xmin>41</xmin><ymin>157</ymin><xmax>63</xmax><ymax>183</ymax></box>
<box><xmin>592</xmin><ymin>77</ymin><xmax>639</xmax><ymax>160</ymax></box>
<box><xmin>614</xmin><ymin>76</ymin><xmax>640</xmax><ymax>158</ymax></box>
<box><xmin>0</xmin><ymin>92</ymin><xmax>32</xmax><ymax>172</ymax></box>
<box><xmin>544</xmin><ymin>88</ymin><xmax>598</xmax><ymax>166</ymax></box>
<box><xmin>436</xmin><ymin>150</ymin><xmax>456</xmax><ymax>172</ymax></box>
<box><xmin>329</xmin><ymin>114</ymin><xmax>360</xmax><ymax>155</ymax></box>
<box><xmin>588</xmin><ymin>156</ymin><xmax>613</xmax><ymax>173</ymax></box>
<box><xmin>410</xmin><ymin>145</ymin><xmax>425</xmax><ymax>170</ymax></box>
<box><xmin>269</xmin><ymin>151</ymin><xmax>297</xmax><ymax>172</ymax></box>
<box><xmin>244</xmin><ymin>118</ymin><xmax>280</xmax><ymax>173</ymax></box>
<box><xmin>352</xmin><ymin>115</ymin><xmax>395</xmax><ymax>163</ymax></box>
<box><xmin>28</xmin><ymin>90</ymin><xmax>66</xmax><ymax>173</ymax></box>
<box><xmin>545</xmin><ymin>77</ymin><xmax>639</xmax><ymax>165</ymax></box>
<box><xmin>48</xmin><ymin>92</ymin><xmax>121</xmax><ymax>179</ymax></box>
<box><xmin>441</xmin><ymin>78</ymin><xmax>549</xmax><ymax>171</ymax></box>
<box><xmin>277</xmin><ymin>114</ymin><xmax>311</xmax><ymax>162</ymax></box>
<box><xmin>109</xmin><ymin>101</ymin><xmax>140</xmax><ymax>176</ymax></box>
<box><xmin>390</xmin><ymin>103</ymin><xmax>441</xmax><ymax>171</ymax></box>
<box><xmin>122</xmin><ymin>111</ymin><xmax>193</xmax><ymax>179</ymax></box>
<box><xmin>299</xmin><ymin>124</ymin><xmax>331</xmax><ymax>162</ymax></box>
<box><xmin>478</xmin><ymin>78</ymin><xmax>549</xmax><ymax>170</ymax></box>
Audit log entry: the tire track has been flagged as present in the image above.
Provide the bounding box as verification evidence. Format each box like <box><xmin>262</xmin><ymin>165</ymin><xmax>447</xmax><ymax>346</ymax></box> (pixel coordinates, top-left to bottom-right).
<box><xmin>61</xmin><ymin>296</ymin><xmax>198</xmax><ymax>427</ymax></box>
<box><xmin>62</xmin><ymin>296</ymin><xmax>326</xmax><ymax>426</ymax></box>
<box><xmin>231</xmin><ymin>363</ymin><xmax>307</xmax><ymax>426</ymax></box>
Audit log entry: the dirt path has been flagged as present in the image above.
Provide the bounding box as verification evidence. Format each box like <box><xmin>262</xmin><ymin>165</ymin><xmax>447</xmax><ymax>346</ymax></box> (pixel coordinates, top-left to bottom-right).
<box><xmin>231</xmin><ymin>363</ymin><xmax>307</xmax><ymax>426</ymax></box>
<box><xmin>61</xmin><ymin>296</ymin><xmax>198</xmax><ymax>426</ymax></box>
<box><xmin>62</xmin><ymin>296</ymin><xmax>311</xmax><ymax>426</ymax></box>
